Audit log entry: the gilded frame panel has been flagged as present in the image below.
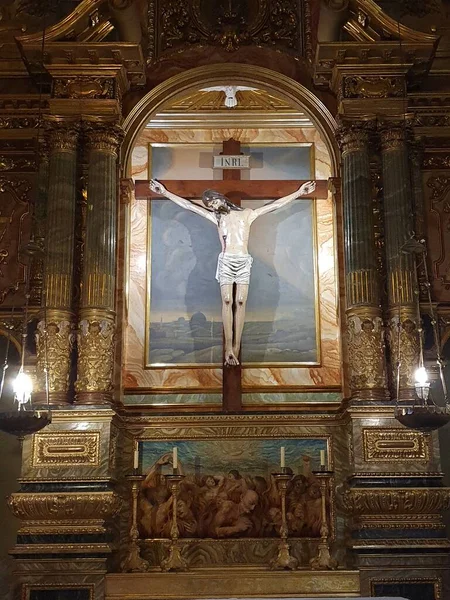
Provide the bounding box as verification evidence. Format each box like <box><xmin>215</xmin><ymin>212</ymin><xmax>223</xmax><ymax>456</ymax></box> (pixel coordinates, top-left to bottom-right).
<box><xmin>370</xmin><ymin>577</ymin><xmax>442</xmax><ymax>600</ymax></box>
<box><xmin>21</xmin><ymin>583</ymin><xmax>95</xmax><ymax>600</ymax></box>
<box><xmin>144</xmin><ymin>141</ymin><xmax>320</xmax><ymax>369</ymax></box>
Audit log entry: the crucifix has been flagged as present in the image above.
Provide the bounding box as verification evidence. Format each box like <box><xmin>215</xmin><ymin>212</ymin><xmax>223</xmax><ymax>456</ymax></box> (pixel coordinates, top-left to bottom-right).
<box><xmin>136</xmin><ymin>139</ymin><xmax>326</xmax><ymax>412</ymax></box>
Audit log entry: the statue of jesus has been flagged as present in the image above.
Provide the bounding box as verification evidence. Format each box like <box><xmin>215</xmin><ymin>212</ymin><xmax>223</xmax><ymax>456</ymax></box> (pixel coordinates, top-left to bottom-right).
<box><xmin>149</xmin><ymin>179</ymin><xmax>316</xmax><ymax>366</ymax></box>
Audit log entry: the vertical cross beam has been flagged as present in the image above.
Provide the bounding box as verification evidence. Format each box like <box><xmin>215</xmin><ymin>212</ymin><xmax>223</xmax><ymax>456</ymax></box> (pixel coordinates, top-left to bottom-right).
<box><xmin>221</xmin><ymin>138</ymin><xmax>242</xmax><ymax>412</ymax></box>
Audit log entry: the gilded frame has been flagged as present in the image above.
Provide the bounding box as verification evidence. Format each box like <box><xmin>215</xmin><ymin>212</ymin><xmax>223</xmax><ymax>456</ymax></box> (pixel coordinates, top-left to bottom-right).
<box><xmin>135</xmin><ymin>413</ymin><xmax>335</xmax><ymax>541</ymax></box>
<box><xmin>369</xmin><ymin>577</ymin><xmax>442</xmax><ymax>600</ymax></box>
<box><xmin>144</xmin><ymin>141</ymin><xmax>320</xmax><ymax>369</ymax></box>
<box><xmin>21</xmin><ymin>583</ymin><xmax>95</xmax><ymax>600</ymax></box>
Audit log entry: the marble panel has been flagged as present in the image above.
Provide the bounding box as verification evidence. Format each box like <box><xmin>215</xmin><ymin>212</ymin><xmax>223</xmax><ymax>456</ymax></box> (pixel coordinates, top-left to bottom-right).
<box><xmin>124</xmin><ymin>393</ymin><xmax>222</xmax><ymax>405</ymax></box>
<box><xmin>125</xmin><ymin>127</ymin><xmax>340</xmax><ymax>392</ymax></box>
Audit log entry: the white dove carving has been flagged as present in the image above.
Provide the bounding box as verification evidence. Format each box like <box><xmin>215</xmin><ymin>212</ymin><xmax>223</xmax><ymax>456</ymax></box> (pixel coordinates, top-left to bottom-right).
<box><xmin>201</xmin><ymin>85</ymin><xmax>258</xmax><ymax>108</ymax></box>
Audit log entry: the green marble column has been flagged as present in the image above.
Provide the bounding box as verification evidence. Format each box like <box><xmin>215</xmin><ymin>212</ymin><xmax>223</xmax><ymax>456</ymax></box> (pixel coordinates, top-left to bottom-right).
<box><xmin>380</xmin><ymin>124</ymin><xmax>420</xmax><ymax>400</ymax></box>
<box><xmin>75</xmin><ymin>123</ymin><xmax>123</xmax><ymax>405</ymax></box>
<box><xmin>35</xmin><ymin>121</ymin><xmax>79</xmax><ymax>405</ymax></box>
<box><xmin>338</xmin><ymin>123</ymin><xmax>388</xmax><ymax>400</ymax></box>
<box><xmin>29</xmin><ymin>138</ymin><xmax>48</xmax><ymax>307</ymax></box>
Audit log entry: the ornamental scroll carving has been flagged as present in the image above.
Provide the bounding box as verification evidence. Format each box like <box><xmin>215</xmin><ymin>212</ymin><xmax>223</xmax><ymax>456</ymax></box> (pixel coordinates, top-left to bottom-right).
<box><xmin>425</xmin><ymin>176</ymin><xmax>450</xmax><ymax>300</ymax></box>
<box><xmin>341</xmin><ymin>487</ymin><xmax>450</xmax><ymax>515</ymax></box>
<box><xmin>150</xmin><ymin>0</ymin><xmax>306</xmax><ymax>59</ymax></box>
<box><xmin>347</xmin><ymin>315</ymin><xmax>386</xmax><ymax>391</ymax></box>
<box><xmin>75</xmin><ymin>318</ymin><xmax>115</xmax><ymax>393</ymax></box>
<box><xmin>343</xmin><ymin>76</ymin><xmax>404</xmax><ymax>99</ymax></box>
<box><xmin>35</xmin><ymin>318</ymin><xmax>75</xmax><ymax>393</ymax></box>
<box><xmin>0</xmin><ymin>178</ymin><xmax>31</xmax><ymax>304</ymax></box>
<box><xmin>388</xmin><ymin>316</ymin><xmax>420</xmax><ymax>389</ymax></box>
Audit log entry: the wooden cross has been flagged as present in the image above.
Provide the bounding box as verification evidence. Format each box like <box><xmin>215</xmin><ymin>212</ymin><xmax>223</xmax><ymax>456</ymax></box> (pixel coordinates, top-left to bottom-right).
<box><xmin>135</xmin><ymin>139</ymin><xmax>327</xmax><ymax>412</ymax></box>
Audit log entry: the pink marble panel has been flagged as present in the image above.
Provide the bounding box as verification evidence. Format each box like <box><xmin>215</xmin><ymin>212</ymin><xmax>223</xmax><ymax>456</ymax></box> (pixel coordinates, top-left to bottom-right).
<box><xmin>125</xmin><ymin>127</ymin><xmax>340</xmax><ymax>391</ymax></box>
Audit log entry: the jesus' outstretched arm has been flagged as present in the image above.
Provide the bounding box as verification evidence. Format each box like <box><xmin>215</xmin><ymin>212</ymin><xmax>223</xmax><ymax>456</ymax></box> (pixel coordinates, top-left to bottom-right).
<box><xmin>149</xmin><ymin>179</ymin><xmax>217</xmax><ymax>224</ymax></box>
<box><xmin>250</xmin><ymin>180</ymin><xmax>316</xmax><ymax>221</ymax></box>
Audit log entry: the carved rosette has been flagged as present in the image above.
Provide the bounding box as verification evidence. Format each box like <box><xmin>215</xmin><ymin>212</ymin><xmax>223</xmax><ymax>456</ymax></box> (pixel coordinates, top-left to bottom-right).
<box><xmin>75</xmin><ymin>313</ymin><xmax>115</xmax><ymax>403</ymax></box>
<box><xmin>346</xmin><ymin>313</ymin><xmax>387</xmax><ymax>397</ymax></box>
<box><xmin>388</xmin><ymin>313</ymin><xmax>421</xmax><ymax>393</ymax></box>
<box><xmin>35</xmin><ymin>313</ymin><xmax>75</xmax><ymax>403</ymax></box>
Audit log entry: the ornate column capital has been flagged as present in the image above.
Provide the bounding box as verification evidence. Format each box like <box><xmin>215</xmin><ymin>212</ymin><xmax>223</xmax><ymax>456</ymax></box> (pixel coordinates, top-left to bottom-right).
<box><xmin>45</xmin><ymin>119</ymin><xmax>80</xmax><ymax>153</ymax></box>
<box><xmin>379</xmin><ymin>121</ymin><xmax>411</xmax><ymax>152</ymax></box>
<box><xmin>336</xmin><ymin>120</ymin><xmax>375</xmax><ymax>155</ymax></box>
<box><xmin>84</xmin><ymin>122</ymin><xmax>124</xmax><ymax>157</ymax></box>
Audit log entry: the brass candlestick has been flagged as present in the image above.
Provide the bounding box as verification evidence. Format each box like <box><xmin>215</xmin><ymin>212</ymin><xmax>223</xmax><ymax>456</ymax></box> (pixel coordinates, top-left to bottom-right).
<box><xmin>120</xmin><ymin>475</ymin><xmax>150</xmax><ymax>573</ymax></box>
<box><xmin>310</xmin><ymin>471</ymin><xmax>337</xmax><ymax>570</ymax></box>
<box><xmin>161</xmin><ymin>472</ymin><xmax>188</xmax><ymax>572</ymax></box>
<box><xmin>270</xmin><ymin>472</ymin><xmax>298</xmax><ymax>570</ymax></box>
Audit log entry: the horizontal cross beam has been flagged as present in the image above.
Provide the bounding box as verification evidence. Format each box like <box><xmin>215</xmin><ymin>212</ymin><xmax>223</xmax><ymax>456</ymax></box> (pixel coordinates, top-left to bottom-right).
<box><xmin>135</xmin><ymin>179</ymin><xmax>329</xmax><ymax>200</ymax></box>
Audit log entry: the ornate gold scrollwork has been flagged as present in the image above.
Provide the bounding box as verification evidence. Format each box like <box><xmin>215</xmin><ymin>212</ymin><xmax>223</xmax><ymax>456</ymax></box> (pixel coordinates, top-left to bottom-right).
<box><xmin>35</xmin><ymin>314</ymin><xmax>75</xmax><ymax>394</ymax></box>
<box><xmin>75</xmin><ymin>315</ymin><xmax>115</xmax><ymax>394</ymax></box>
<box><xmin>343</xmin><ymin>76</ymin><xmax>404</xmax><ymax>99</ymax></box>
<box><xmin>387</xmin><ymin>314</ymin><xmax>420</xmax><ymax>390</ymax></box>
<box><xmin>346</xmin><ymin>314</ymin><xmax>387</xmax><ymax>393</ymax></box>
<box><xmin>341</xmin><ymin>487</ymin><xmax>450</xmax><ymax>515</ymax></box>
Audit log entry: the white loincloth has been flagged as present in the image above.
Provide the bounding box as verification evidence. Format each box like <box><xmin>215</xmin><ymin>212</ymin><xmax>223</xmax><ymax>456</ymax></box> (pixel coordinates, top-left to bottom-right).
<box><xmin>215</xmin><ymin>252</ymin><xmax>253</xmax><ymax>286</ymax></box>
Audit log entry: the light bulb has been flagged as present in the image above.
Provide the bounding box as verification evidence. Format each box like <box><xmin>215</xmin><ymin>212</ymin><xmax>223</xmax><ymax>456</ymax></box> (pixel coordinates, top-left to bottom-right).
<box><xmin>13</xmin><ymin>370</ymin><xmax>33</xmax><ymax>407</ymax></box>
<box><xmin>414</xmin><ymin>366</ymin><xmax>429</xmax><ymax>386</ymax></box>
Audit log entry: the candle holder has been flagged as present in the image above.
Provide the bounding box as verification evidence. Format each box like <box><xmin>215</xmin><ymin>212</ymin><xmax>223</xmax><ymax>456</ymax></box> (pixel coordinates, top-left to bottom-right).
<box><xmin>120</xmin><ymin>475</ymin><xmax>150</xmax><ymax>573</ymax></box>
<box><xmin>161</xmin><ymin>473</ymin><xmax>188</xmax><ymax>572</ymax></box>
<box><xmin>310</xmin><ymin>471</ymin><xmax>337</xmax><ymax>570</ymax></box>
<box><xmin>270</xmin><ymin>472</ymin><xmax>298</xmax><ymax>571</ymax></box>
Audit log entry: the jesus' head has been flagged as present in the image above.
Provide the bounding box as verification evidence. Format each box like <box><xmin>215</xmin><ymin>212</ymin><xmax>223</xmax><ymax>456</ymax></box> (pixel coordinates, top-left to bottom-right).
<box><xmin>202</xmin><ymin>190</ymin><xmax>243</xmax><ymax>214</ymax></box>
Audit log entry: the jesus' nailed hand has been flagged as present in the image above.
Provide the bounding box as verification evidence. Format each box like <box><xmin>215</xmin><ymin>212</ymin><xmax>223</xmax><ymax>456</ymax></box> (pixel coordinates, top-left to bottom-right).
<box><xmin>149</xmin><ymin>179</ymin><xmax>316</xmax><ymax>367</ymax></box>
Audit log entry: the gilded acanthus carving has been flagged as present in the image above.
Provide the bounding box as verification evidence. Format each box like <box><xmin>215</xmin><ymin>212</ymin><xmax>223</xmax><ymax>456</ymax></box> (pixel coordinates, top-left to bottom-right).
<box><xmin>343</xmin><ymin>76</ymin><xmax>404</xmax><ymax>99</ymax></box>
<box><xmin>35</xmin><ymin>317</ymin><xmax>75</xmax><ymax>393</ymax></box>
<box><xmin>387</xmin><ymin>315</ymin><xmax>420</xmax><ymax>390</ymax></box>
<box><xmin>379</xmin><ymin>126</ymin><xmax>407</xmax><ymax>152</ymax></box>
<box><xmin>0</xmin><ymin>177</ymin><xmax>31</xmax><ymax>303</ymax></box>
<box><xmin>424</xmin><ymin>176</ymin><xmax>450</xmax><ymax>296</ymax></box>
<box><xmin>341</xmin><ymin>488</ymin><xmax>450</xmax><ymax>515</ymax></box>
<box><xmin>0</xmin><ymin>156</ymin><xmax>36</xmax><ymax>171</ymax></box>
<box><xmin>84</xmin><ymin>123</ymin><xmax>124</xmax><ymax>156</ymax></box>
<box><xmin>423</xmin><ymin>155</ymin><xmax>450</xmax><ymax>169</ymax></box>
<box><xmin>7</xmin><ymin>491</ymin><xmax>120</xmax><ymax>522</ymax></box>
<box><xmin>153</xmin><ymin>0</ymin><xmax>304</xmax><ymax>58</ymax></box>
<box><xmin>46</xmin><ymin>121</ymin><xmax>80</xmax><ymax>153</ymax></box>
<box><xmin>53</xmin><ymin>77</ymin><xmax>116</xmax><ymax>100</ymax></box>
<box><xmin>75</xmin><ymin>318</ymin><xmax>115</xmax><ymax>393</ymax></box>
<box><xmin>346</xmin><ymin>315</ymin><xmax>386</xmax><ymax>391</ymax></box>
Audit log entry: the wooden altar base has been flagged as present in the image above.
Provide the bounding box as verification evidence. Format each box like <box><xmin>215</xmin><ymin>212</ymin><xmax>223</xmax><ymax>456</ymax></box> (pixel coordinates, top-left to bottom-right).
<box><xmin>106</xmin><ymin>569</ymin><xmax>360</xmax><ymax>599</ymax></box>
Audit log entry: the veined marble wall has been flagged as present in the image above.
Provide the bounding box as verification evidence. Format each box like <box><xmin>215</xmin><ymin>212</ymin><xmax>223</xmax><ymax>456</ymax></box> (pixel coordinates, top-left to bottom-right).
<box><xmin>124</xmin><ymin>127</ymin><xmax>340</xmax><ymax>394</ymax></box>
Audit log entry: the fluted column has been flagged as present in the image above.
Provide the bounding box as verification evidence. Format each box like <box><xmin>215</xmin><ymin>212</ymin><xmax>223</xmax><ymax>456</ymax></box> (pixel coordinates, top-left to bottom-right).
<box><xmin>380</xmin><ymin>125</ymin><xmax>420</xmax><ymax>400</ymax></box>
<box><xmin>75</xmin><ymin>123</ymin><xmax>123</xmax><ymax>405</ymax></box>
<box><xmin>35</xmin><ymin>121</ymin><xmax>79</xmax><ymax>405</ymax></box>
<box><xmin>338</xmin><ymin>122</ymin><xmax>388</xmax><ymax>400</ymax></box>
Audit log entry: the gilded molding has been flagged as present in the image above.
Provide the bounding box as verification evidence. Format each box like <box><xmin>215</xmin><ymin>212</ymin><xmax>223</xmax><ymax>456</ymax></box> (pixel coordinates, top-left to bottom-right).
<box><xmin>35</xmin><ymin>315</ymin><xmax>75</xmax><ymax>394</ymax></box>
<box><xmin>346</xmin><ymin>314</ymin><xmax>387</xmax><ymax>393</ymax></box>
<box><xmin>341</xmin><ymin>488</ymin><xmax>450</xmax><ymax>515</ymax></box>
<box><xmin>31</xmin><ymin>431</ymin><xmax>101</xmax><ymax>467</ymax></box>
<box><xmin>84</xmin><ymin>123</ymin><xmax>124</xmax><ymax>156</ymax></box>
<box><xmin>363</xmin><ymin>428</ymin><xmax>430</xmax><ymax>462</ymax></box>
<box><xmin>345</xmin><ymin>270</ymin><xmax>378</xmax><ymax>306</ymax></box>
<box><xmin>7</xmin><ymin>491</ymin><xmax>120</xmax><ymax>522</ymax></box>
<box><xmin>75</xmin><ymin>315</ymin><xmax>115</xmax><ymax>394</ymax></box>
<box><xmin>370</xmin><ymin>578</ymin><xmax>442</xmax><ymax>600</ymax></box>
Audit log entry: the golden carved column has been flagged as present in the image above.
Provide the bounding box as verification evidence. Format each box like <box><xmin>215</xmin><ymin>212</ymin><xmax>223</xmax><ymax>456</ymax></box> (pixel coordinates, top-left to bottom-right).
<box><xmin>35</xmin><ymin>121</ymin><xmax>79</xmax><ymax>405</ymax></box>
<box><xmin>380</xmin><ymin>124</ymin><xmax>420</xmax><ymax>400</ymax></box>
<box><xmin>75</xmin><ymin>123</ymin><xmax>123</xmax><ymax>405</ymax></box>
<box><xmin>338</xmin><ymin>122</ymin><xmax>388</xmax><ymax>400</ymax></box>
